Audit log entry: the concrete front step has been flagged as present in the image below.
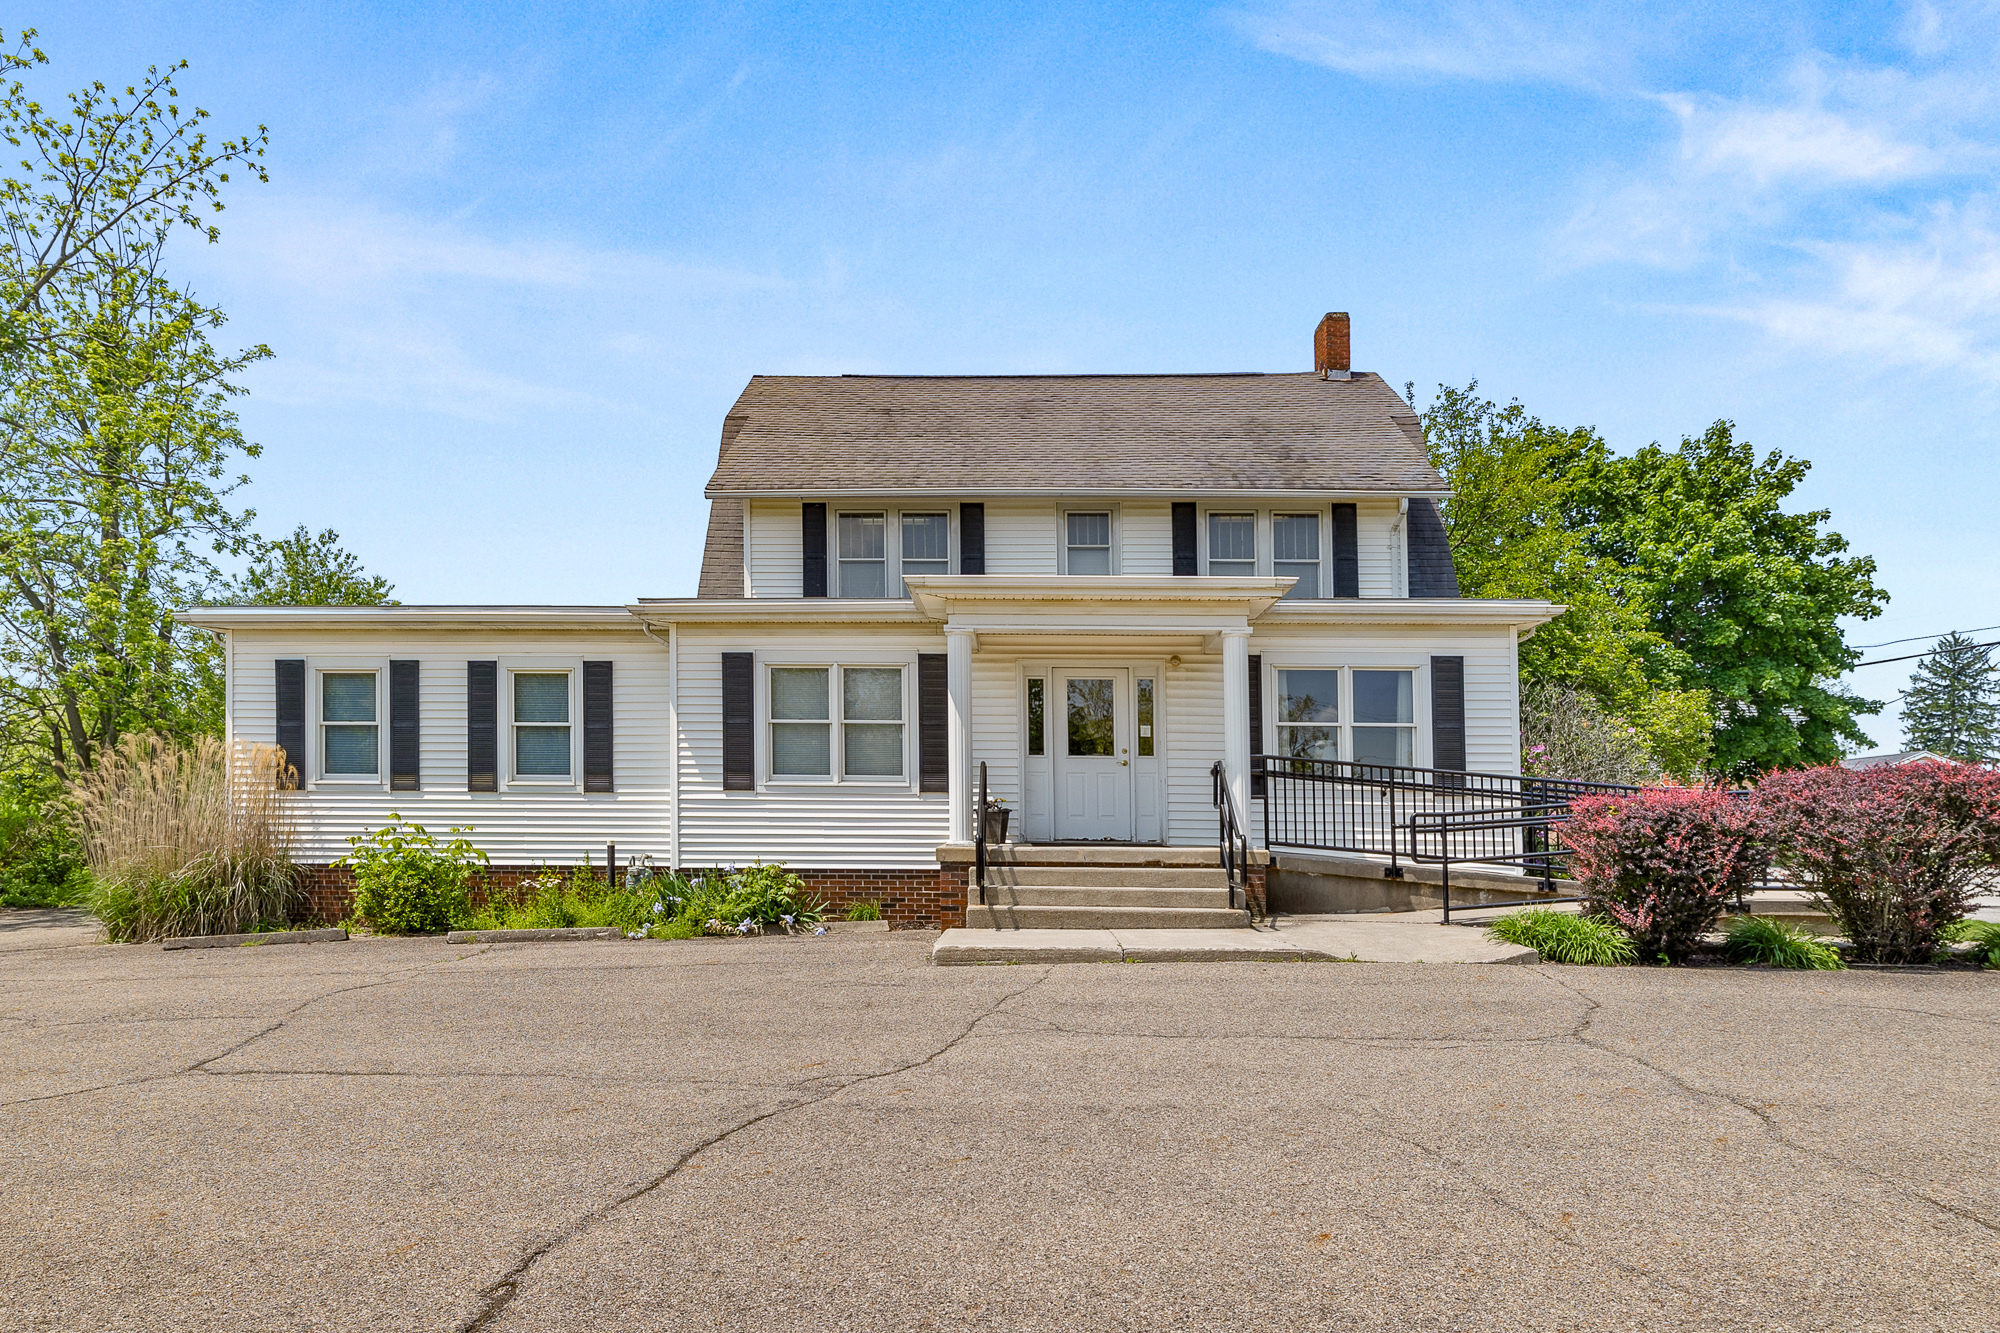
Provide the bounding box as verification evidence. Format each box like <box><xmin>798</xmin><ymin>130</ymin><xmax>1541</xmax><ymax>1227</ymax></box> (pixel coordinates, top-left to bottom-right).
<box><xmin>981</xmin><ymin>865</ymin><xmax>1229</xmax><ymax>889</ymax></box>
<box><xmin>939</xmin><ymin>843</ymin><xmax>1266</xmax><ymax>869</ymax></box>
<box><xmin>976</xmin><ymin>885</ymin><xmax>1235</xmax><ymax>908</ymax></box>
<box><xmin>964</xmin><ymin>904</ymin><xmax>1252</xmax><ymax>930</ymax></box>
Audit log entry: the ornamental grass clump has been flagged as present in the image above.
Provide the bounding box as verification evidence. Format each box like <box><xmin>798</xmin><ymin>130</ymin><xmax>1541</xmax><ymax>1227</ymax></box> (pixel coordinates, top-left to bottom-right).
<box><xmin>1940</xmin><ymin>920</ymin><xmax>2000</xmax><ymax>968</ymax></box>
<box><xmin>1561</xmin><ymin>785</ymin><xmax>1763</xmax><ymax>965</ymax></box>
<box><xmin>1484</xmin><ymin>909</ymin><xmax>1635</xmax><ymax>965</ymax></box>
<box><xmin>1724</xmin><ymin>916</ymin><xmax>1845</xmax><ymax>970</ymax></box>
<box><xmin>72</xmin><ymin>735</ymin><xmax>298</xmax><ymax>942</ymax></box>
<box><xmin>1755</xmin><ymin>761</ymin><xmax>2000</xmax><ymax>964</ymax></box>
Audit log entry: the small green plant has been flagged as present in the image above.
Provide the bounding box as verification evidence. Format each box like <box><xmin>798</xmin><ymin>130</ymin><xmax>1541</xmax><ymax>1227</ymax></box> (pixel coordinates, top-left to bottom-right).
<box><xmin>1940</xmin><ymin>919</ymin><xmax>2000</xmax><ymax>968</ymax></box>
<box><xmin>844</xmin><ymin>899</ymin><xmax>883</xmax><ymax>922</ymax></box>
<box><xmin>1485</xmin><ymin>909</ymin><xmax>1636</xmax><ymax>965</ymax></box>
<box><xmin>340</xmin><ymin>816</ymin><xmax>487</xmax><ymax>935</ymax></box>
<box><xmin>1724</xmin><ymin>915</ymin><xmax>1846</xmax><ymax>970</ymax></box>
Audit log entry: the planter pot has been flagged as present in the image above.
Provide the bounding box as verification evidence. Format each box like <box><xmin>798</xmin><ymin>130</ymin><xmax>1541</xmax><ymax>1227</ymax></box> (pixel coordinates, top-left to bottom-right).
<box><xmin>983</xmin><ymin>805</ymin><xmax>1011</xmax><ymax>845</ymax></box>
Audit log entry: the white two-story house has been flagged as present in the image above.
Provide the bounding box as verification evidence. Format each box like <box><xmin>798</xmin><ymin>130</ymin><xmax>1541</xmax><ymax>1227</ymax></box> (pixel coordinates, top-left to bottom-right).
<box><xmin>182</xmin><ymin>315</ymin><xmax>1561</xmax><ymax>927</ymax></box>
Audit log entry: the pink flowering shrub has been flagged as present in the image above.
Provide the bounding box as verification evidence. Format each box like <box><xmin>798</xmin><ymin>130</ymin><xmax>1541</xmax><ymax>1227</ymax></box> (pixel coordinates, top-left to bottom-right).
<box><xmin>1562</xmin><ymin>786</ymin><xmax>1763</xmax><ymax>964</ymax></box>
<box><xmin>1754</xmin><ymin>761</ymin><xmax>2000</xmax><ymax>964</ymax></box>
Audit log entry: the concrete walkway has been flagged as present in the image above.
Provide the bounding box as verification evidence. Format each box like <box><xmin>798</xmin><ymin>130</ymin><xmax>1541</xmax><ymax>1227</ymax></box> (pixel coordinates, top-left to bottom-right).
<box><xmin>933</xmin><ymin>909</ymin><xmax>1538</xmax><ymax>965</ymax></box>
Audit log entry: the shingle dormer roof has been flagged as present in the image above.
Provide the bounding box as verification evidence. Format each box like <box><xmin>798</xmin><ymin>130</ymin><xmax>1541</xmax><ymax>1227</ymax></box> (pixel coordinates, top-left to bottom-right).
<box><xmin>701</xmin><ymin>371</ymin><xmax>1444</xmax><ymax>496</ymax></box>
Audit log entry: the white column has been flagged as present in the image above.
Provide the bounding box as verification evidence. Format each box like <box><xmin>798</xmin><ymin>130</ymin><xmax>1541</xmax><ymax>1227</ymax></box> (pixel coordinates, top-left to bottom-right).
<box><xmin>946</xmin><ymin>627</ymin><xmax>975</xmax><ymax>843</ymax></box>
<box><xmin>1221</xmin><ymin>629</ymin><xmax>1252</xmax><ymax>819</ymax></box>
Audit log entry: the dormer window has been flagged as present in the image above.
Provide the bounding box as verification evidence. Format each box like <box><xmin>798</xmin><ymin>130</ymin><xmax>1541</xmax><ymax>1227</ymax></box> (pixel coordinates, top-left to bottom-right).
<box><xmin>1207</xmin><ymin>513</ymin><xmax>1255</xmax><ymax>577</ymax></box>
<box><xmin>1065</xmin><ymin>512</ymin><xmax>1112</xmax><ymax>574</ymax></box>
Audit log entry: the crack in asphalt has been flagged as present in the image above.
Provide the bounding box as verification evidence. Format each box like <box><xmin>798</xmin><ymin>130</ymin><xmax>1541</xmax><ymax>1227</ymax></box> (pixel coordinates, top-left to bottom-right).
<box><xmin>451</xmin><ymin>968</ymin><xmax>1054</xmax><ymax>1333</ymax></box>
<box><xmin>0</xmin><ymin>949</ymin><xmax>489</xmax><ymax>1110</ymax></box>
<box><xmin>1534</xmin><ymin>968</ymin><xmax>2000</xmax><ymax>1239</ymax></box>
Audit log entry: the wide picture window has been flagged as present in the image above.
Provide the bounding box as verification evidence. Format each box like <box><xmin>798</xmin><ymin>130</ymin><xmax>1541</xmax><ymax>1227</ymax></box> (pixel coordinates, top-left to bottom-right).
<box><xmin>769</xmin><ymin>666</ymin><xmax>904</xmax><ymax>780</ymax></box>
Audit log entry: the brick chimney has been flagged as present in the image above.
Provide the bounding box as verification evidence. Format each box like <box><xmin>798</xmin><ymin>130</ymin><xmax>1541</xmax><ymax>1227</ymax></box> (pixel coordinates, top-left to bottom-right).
<box><xmin>1313</xmin><ymin>312</ymin><xmax>1350</xmax><ymax>377</ymax></box>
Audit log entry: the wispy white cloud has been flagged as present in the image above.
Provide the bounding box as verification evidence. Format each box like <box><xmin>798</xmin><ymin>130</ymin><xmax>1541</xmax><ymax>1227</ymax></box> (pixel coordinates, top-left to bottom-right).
<box><xmin>1221</xmin><ymin>0</ymin><xmax>1623</xmax><ymax>88</ymax></box>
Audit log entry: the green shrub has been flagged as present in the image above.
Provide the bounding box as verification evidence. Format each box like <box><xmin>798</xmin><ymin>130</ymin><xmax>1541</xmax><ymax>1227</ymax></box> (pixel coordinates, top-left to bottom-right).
<box><xmin>340</xmin><ymin>817</ymin><xmax>487</xmax><ymax>935</ymax></box>
<box><xmin>0</xmin><ymin>781</ymin><xmax>89</xmax><ymax>908</ymax></box>
<box><xmin>1724</xmin><ymin>916</ymin><xmax>1845</xmax><ymax>970</ymax></box>
<box><xmin>845</xmin><ymin>899</ymin><xmax>883</xmax><ymax>922</ymax></box>
<box><xmin>1485</xmin><ymin>909</ymin><xmax>1636</xmax><ymax>965</ymax></box>
<box><xmin>74</xmin><ymin>735</ymin><xmax>298</xmax><ymax>942</ymax></box>
<box><xmin>1941</xmin><ymin>919</ymin><xmax>2000</xmax><ymax>968</ymax></box>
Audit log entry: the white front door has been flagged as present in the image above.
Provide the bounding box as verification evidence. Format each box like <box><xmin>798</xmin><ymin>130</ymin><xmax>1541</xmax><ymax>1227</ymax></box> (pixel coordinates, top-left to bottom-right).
<box><xmin>1054</xmin><ymin>669</ymin><xmax>1132</xmax><ymax>841</ymax></box>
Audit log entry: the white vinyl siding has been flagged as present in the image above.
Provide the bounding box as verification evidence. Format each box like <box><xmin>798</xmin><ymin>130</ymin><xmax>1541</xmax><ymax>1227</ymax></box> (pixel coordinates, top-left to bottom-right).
<box><xmin>744</xmin><ymin>498</ymin><xmax>801</xmax><ymax>597</ymax></box>
<box><xmin>226</xmin><ymin>627</ymin><xmax>670</xmax><ymax>865</ymax></box>
<box><xmin>1357</xmin><ymin>499</ymin><xmax>1401</xmax><ymax>598</ymax></box>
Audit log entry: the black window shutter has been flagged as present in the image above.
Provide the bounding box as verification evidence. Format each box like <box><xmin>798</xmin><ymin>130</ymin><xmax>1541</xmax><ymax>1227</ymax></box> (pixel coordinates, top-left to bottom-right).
<box><xmin>1172</xmin><ymin>502</ymin><xmax>1197</xmax><ymax>576</ymax></box>
<box><xmin>959</xmin><ymin>503</ymin><xmax>985</xmax><ymax>575</ymax></box>
<box><xmin>389</xmin><ymin>660</ymin><xmax>420</xmax><ymax>791</ymax></box>
<box><xmin>918</xmin><ymin>653</ymin><xmax>948</xmax><ymax>792</ymax></box>
<box><xmin>583</xmin><ymin>661</ymin><xmax>614</xmax><ymax>792</ymax></box>
<box><xmin>801</xmin><ymin>503</ymin><xmax>828</xmax><ymax>597</ymax></box>
<box><xmin>1431</xmin><ymin>656</ymin><xmax>1467</xmax><ymax>774</ymax></box>
<box><xmin>1332</xmin><ymin>503</ymin><xmax>1360</xmax><ymax>597</ymax></box>
<box><xmin>722</xmin><ymin>652</ymin><xmax>754</xmax><ymax>790</ymax></box>
<box><xmin>1248</xmin><ymin>653</ymin><xmax>1265</xmax><ymax>798</ymax></box>
<box><xmin>467</xmin><ymin>661</ymin><xmax>498</xmax><ymax>792</ymax></box>
<box><xmin>275</xmin><ymin>659</ymin><xmax>305</xmax><ymax>789</ymax></box>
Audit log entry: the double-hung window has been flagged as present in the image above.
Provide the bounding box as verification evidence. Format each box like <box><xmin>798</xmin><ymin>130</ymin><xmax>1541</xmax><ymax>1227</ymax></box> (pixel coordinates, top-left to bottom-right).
<box><xmin>899</xmin><ymin>512</ymin><xmax>950</xmax><ymax>593</ymax></box>
<box><xmin>1275</xmin><ymin>669</ymin><xmax>1340</xmax><ymax>763</ymax></box>
<box><xmin>1065</xmin><ymin>512</ymin><xmax>1112</xmax><ymax>574</ymax></box>
<box><xmin>321</xmin><ymin>672</ymin><xmax>379</xmax><ymax>778</ymax></box>
<box><xmin>1273</xmin><ymin>513</ymin><xmax>1321</xmax><ymax>598</ymax></box>
<box><xmin>769</xmin><ymin>665</ymin><xmax>906</xmax><ymax>780</ymax></box>
<box><xmin>838</xmin><ymin>513</ymin><xmax>887</xmax><ymax>597</ymax></box>
<box><xmin>1207</xmin><ymin>513</ymin><xmax>1256</xmax><ymax>577</ymax></box>
<box><xmin>512</xmin><ymin>672</ymin><xmax>572</xmax><ymax>779</ymax></box>
<box><xmin>1351</xmin><ymin>670</ymin><xmax>1416</xmax><ymax>767</ymax></box>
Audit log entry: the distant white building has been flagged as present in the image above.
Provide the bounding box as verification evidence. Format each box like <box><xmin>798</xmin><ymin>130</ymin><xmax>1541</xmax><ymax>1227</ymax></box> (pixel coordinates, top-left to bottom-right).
<box><xmin>1841</xmin><ymin>750</ymin><xmax>1956</xmax><ymax>769</ymax></box>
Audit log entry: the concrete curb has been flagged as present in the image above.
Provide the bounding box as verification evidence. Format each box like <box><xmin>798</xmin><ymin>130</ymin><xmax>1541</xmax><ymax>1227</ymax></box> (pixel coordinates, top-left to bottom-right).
<box><xmin>161</xmin><ymin>928</ymin><xmax>348</xmax><ymax>951</ymax></box>
<box><xmin>444</xmin><ymin>927</ymin><xmax>625</xmax><ymax>944</ymax></box>
<box><xmin>932</xmin><ymin>926</ymin><xmax>1541</xmax><ymax>967</ymax></box>
<box><xmin>820</xmin><ymin>920</ymin><xmax>891</xmax><ymax>934</ymax></box>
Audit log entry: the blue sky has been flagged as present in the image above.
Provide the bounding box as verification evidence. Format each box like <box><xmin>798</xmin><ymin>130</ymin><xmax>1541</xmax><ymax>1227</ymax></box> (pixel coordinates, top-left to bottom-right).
<box><xmin>40</xmin><ymin>1</ymin><xmax>2000</xmax><ymax>750</ymax></box>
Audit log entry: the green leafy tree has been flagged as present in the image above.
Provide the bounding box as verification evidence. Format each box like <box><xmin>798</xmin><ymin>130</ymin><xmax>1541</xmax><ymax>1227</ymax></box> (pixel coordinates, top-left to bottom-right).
<box><xmin>1572</xmin><ymin>422</ymin><xmax>1885</xmax><ymax>777</ymax></box>
<box><xmin>230</xmin><ymin>526</ymin><xmax>396</xmax><ymax>606</ymax></box>
<box><xmin>0</xmin><ymin>36</ymin><xmax>269</xmax><ymax>772</ymax></box>
<box><xmin>1901</xmin><ymin>631</ymin><xmax>2000</xmax><ymax>763</ymax></box>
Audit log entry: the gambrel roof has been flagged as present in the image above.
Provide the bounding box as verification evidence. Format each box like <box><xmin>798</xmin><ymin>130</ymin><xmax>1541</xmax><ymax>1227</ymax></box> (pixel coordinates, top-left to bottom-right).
<box><xmin>702</xmin><ymin>371</ymin><xmax>1445</xmax><ymax>497</ymax></box>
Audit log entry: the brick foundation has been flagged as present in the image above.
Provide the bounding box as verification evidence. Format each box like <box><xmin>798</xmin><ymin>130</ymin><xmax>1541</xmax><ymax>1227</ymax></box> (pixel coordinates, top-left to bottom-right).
<box><xmin>290</xmin><ymin>862</ymin><xmax>968</xmax><ymax>931</ymax></box>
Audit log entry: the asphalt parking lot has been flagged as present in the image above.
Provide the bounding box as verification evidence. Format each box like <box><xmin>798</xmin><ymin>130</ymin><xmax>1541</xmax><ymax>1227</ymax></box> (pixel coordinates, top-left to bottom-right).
<box><xmin>2</xmin><ymin>908</ymin><xmax>1996</xmax><ymax>1332</ymax></box>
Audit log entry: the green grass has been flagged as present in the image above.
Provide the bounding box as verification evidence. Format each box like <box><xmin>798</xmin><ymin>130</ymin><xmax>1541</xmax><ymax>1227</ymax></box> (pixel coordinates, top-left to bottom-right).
<box><xmin>1485</xmin><ymin>909</ymin><xmax>1636</xmax><ymax>965</ymax></box>
<box><xmin>1940</xmin><ymin>919</ymin><xmax>2000</xmax><ymax>968</ymax></box>
<box><xmin>1724</xmin><ymin>916</ymin><xmax>1846</xmax><ymax>970</ymax></box>
<box><xmin>844</xmin><ymin>900</ymin><xmax>883</xmax><ymax>922</ymax></box>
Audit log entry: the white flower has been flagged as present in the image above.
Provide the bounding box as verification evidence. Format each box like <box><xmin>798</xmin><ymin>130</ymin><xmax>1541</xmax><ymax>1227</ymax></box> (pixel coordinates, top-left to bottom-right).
<box><xmin>780</xmin><ymin>914</ymin><xmax>794</xmax><ymax>925</ymax></box>
<box><xmin>813</xmin><ymin>925</ymin><xmax>827</xmax><ymax>936</ymax></box>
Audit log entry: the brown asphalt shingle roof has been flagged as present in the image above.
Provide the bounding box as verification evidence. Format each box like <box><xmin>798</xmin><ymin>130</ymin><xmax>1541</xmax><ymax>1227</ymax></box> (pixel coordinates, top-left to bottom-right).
<box><xmin>702</xmin><ymin>372</ymin><xmax>1444</xmax><ymax>495</ymax></box>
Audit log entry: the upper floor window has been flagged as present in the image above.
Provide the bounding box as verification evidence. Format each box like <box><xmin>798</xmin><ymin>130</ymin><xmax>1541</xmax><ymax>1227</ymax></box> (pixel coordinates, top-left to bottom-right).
<box><xmin>321</xmin><ymin>671</ymin><xmax>379</xmax><ymax>777</ymax></box>
<box><xmin>513</xmin><ymin>671</ymin><xmax>572</xmax><ymax>779</ymax></box>
<box><xmin>838</xmin><ymin>512</ymin><xmax>887</xmax><ymax>597</ymax></box>
<box><xmin>1065</xmin><ymin>511</ymin><xmax>1112</xmax><ymax>574</ymax></box>
<box><xmin>1274</xmin><ymin>513</ymin><xmax>1321</xmax><ymax>598</ymax></box>
<box><xmin>900</xmin><ymin>512</ymin><xmax>950</xmax><ymax>593</ymax></box>
<box><xmin>1208</xmin><ymin>513</ymin><xmax>1255</xmax><ymax>577</ymax></box>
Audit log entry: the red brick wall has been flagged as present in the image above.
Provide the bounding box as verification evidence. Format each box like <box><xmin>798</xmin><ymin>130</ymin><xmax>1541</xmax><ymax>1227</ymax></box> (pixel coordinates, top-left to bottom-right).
<box><xmin>291</xmin><ymin>863</ymin><xmax>968</xmax><ymax>930</ymax></box>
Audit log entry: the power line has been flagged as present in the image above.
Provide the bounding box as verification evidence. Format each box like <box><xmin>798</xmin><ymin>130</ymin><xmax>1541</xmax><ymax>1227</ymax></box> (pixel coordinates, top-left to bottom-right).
<box><xmin>1852</xmin><ymin>639</ymin><xmax>2000</xmax><ymax>669</ymax></box>
<box><xmin>1852</xmin><ymin>623</ymin><xmax>2000</xmax><ymax>650</ymax></box>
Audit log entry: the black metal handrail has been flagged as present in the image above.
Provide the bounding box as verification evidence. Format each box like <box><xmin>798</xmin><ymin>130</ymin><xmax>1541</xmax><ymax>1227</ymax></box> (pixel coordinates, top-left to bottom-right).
<box><xmin>1405</xmin><ymin>801</ymin><xmax>1589</xmax><ymax>921</ymax></box>
<box><xmin>973</xmin><ymin>760</ymin><xmax>988</xmax><ymax>907</ymax></box>
<box><xmin>1255</xmin><ymin>754</ymin><xmax>1636</xmax><ymax>869</ymax></box>
<box><xmin>1211</xmin><ymin>760</ymin><xmax>1250</xmax><ymax>912</ymax></box>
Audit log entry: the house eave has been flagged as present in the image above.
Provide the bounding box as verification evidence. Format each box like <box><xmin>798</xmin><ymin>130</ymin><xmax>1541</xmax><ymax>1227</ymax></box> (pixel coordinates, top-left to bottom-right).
<box><xmin>704</xmin><ymin>486</ymin><xmax>1455</xmax><ymax>502</ymax></box>
<box><xmin>173</xmin><ymin>605</ymin><xmax>642</xmax><ymax>633</ymax></box>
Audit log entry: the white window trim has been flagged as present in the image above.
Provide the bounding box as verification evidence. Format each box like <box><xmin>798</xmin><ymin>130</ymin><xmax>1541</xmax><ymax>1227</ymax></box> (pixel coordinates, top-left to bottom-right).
<box><xmin>1058</xmin><ymin>504</ymin><xmax>1120</xmax><ymax>575</ymax></box>
<box><xmin>1201</xmin><ymin>506</ymin><xmax>1327</xmax><ymax>596</ymax></box>
<box><xmin>500</xmin><ymin>657</ymin><xmax>582</xmax><ymax>790</ymax></box>
<box><xmin>832</xmin><ymin>507</ymin><xmax>956</xmax><ymax>599</ymax></box>
<box><xmin>1267</xmin><ymin>662</ymin><xmax>1427</xmax><ymax>768</ymax></box>
<box><xmin>310</xmin><ymin>660</ymin><xmax>388</xmax><ymax>787</ymax></box>
<box><xmin>761</xmin><ymin>659</ymin><xmax>913</xmax><ymax>787</ymax></box>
